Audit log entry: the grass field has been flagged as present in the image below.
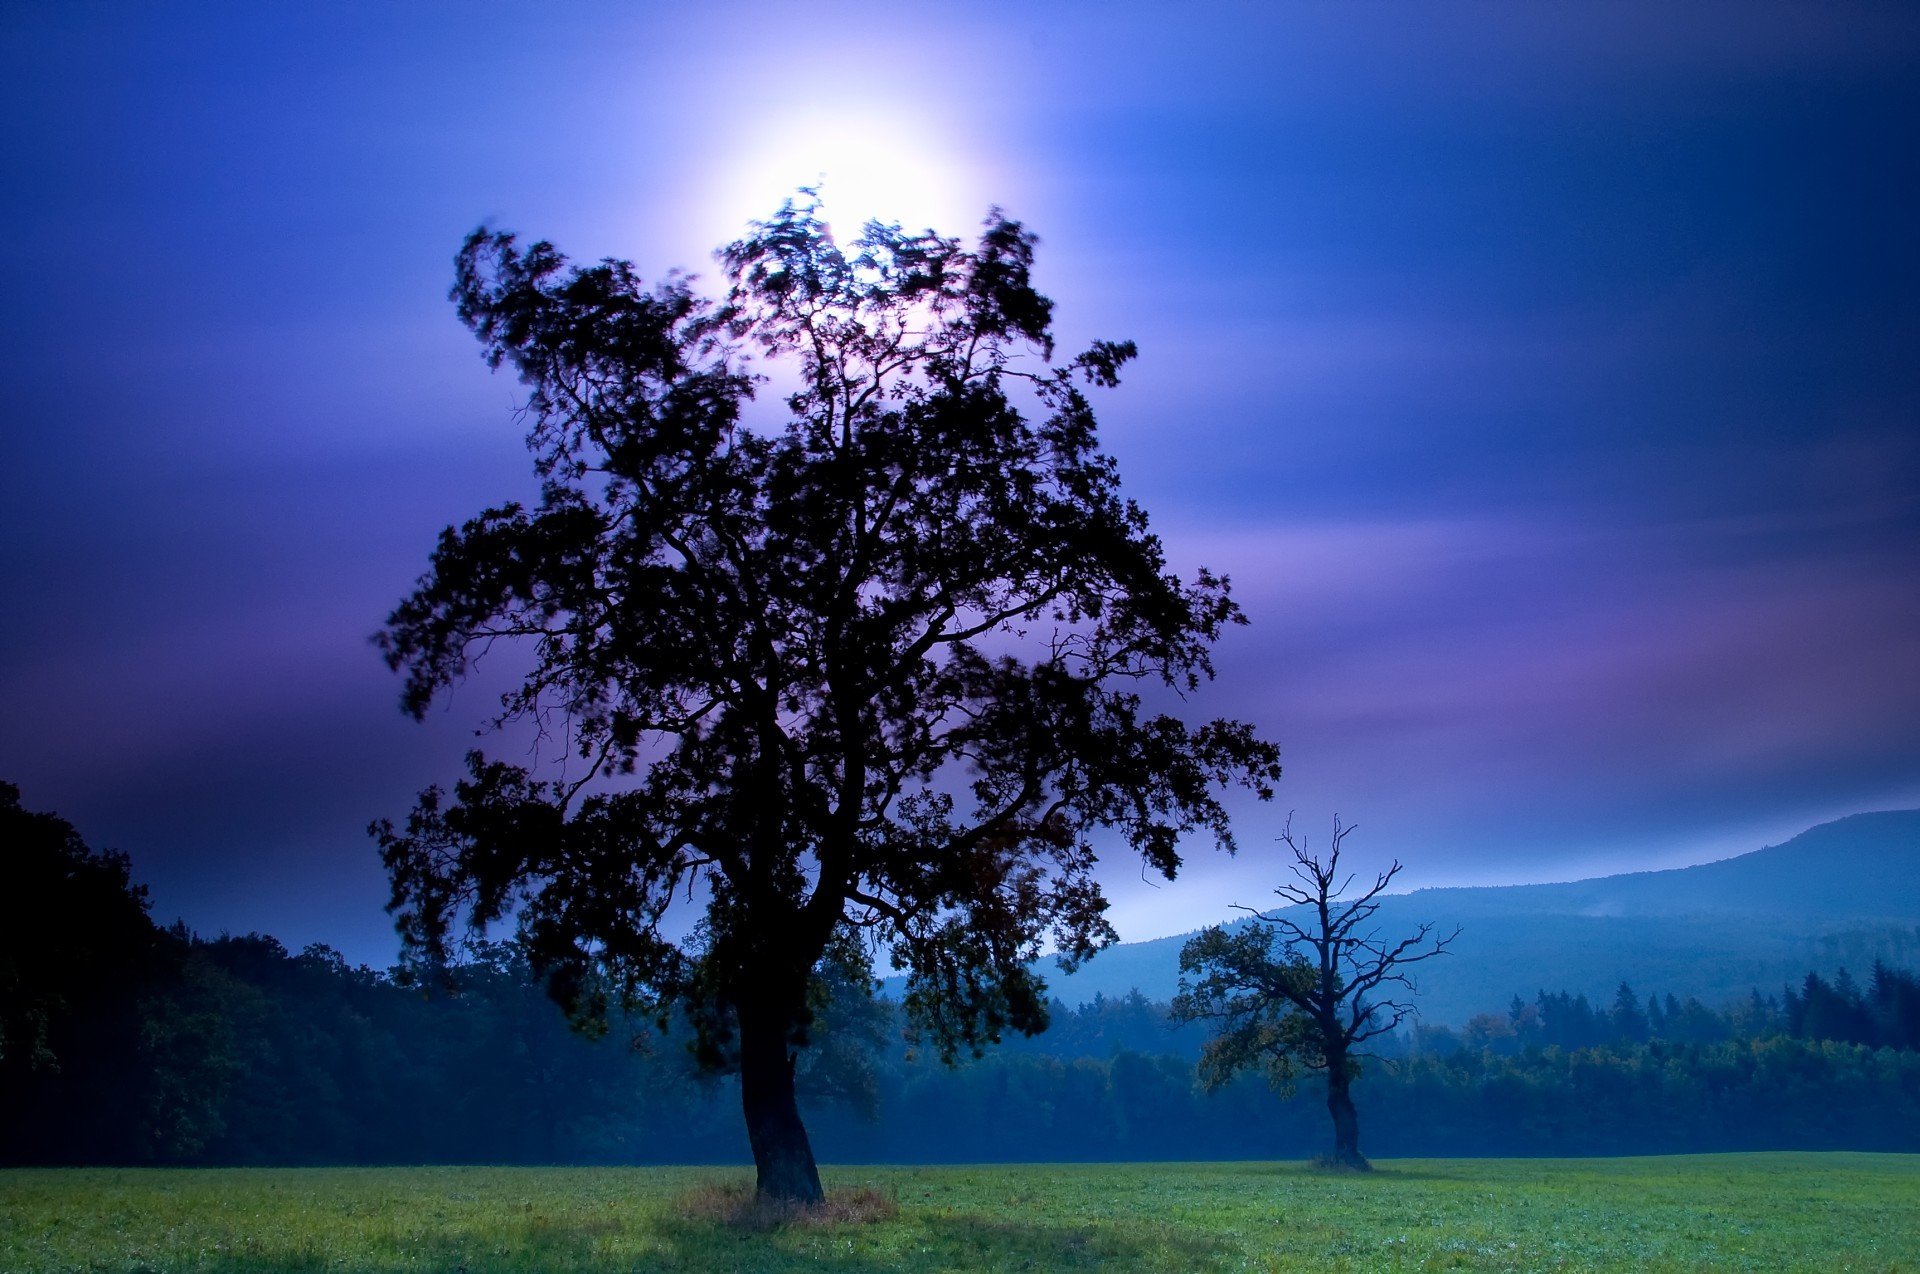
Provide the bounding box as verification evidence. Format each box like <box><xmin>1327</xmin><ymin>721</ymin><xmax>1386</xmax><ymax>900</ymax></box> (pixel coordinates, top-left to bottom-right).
<box><xmin>3</xmin><ymin>1153</ymin><xmax>1915</xmax><ymax>1272</ymax></box>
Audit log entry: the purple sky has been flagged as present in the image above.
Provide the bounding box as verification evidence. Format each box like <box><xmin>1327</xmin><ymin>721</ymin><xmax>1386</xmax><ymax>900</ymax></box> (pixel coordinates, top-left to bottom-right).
<box><xmin>3</xmin><ymin>2</ymin><xmax>1916</xmax><ymax>965</ymax></box>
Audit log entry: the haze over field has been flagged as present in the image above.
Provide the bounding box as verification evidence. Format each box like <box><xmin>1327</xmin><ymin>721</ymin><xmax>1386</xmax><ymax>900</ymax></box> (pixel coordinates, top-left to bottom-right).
<box><xmin>1</xmin><ymin>2</ymin><xmax>1916</xmax><ymax>965</ymax></box>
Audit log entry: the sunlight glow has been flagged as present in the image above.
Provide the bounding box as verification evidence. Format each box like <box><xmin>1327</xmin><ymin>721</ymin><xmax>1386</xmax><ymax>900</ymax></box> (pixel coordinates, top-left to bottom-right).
<box><xmin>707</xmin><ymin>106</ymin><xmax>986</xmax><ymax>249</ymax></box>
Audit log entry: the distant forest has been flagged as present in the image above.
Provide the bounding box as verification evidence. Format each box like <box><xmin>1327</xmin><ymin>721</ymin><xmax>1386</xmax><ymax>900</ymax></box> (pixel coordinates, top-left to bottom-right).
<box><xmin>7</xmin><ymin>931</ymin><xmax>1920</xmax><ymax>1167</ymax></box>
<box><xmin>7</xmin><ymin>782</ymin><xmax>1920</xmax><ymax>1166</ymax></box>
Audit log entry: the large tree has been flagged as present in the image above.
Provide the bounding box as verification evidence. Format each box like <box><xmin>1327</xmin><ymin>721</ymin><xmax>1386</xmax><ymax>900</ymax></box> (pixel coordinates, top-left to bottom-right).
<box><xmin>1173</xmin><ymin>816</ymin><xmax>1455</xmax><ymax>1169</ymax></box>
<box><xmin>374</xmin><ymin>195</ymin><xmax>1281</xmax><ymax>1201</ymax></box>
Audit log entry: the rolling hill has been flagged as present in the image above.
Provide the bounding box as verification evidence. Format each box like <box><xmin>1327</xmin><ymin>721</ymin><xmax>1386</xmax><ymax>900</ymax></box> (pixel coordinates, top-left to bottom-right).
<box><xmin>1029</xmin><ymin>810</ymin><xmax>1920</xmax><ymax>1025</ymax></box>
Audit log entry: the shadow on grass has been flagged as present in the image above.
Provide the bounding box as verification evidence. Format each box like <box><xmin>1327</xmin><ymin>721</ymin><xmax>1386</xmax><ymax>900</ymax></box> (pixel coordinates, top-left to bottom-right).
<box><xmin>1345</xmin><ymin>1165</ymin><xmax>1456</xmax><ymax>1182</ymax></box>
<box><xmin>652</xmin><ymin>1210</ymin><xmax>1236</xmax><ymax>1272</ymax></box>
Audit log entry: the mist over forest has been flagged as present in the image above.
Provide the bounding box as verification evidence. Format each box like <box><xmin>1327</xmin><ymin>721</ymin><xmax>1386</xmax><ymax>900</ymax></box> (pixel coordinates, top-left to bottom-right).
<box><xmin>8</xmin><ymin>784</ymin><xmax>1918</xmax><ymax>1168</ymax></box>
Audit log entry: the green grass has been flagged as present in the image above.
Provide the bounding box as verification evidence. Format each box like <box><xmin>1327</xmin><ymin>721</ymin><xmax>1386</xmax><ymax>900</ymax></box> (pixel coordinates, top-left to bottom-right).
<box><xmin>3</xmin><ymin>1154</ymin><xmax>1915</xmax><ymax>1272</ymax></box>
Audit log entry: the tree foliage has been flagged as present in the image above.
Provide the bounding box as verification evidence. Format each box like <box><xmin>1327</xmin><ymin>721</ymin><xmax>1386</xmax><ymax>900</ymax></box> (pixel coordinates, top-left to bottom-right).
<box><xmin>371</xmin><ymin>194</ymin><xmax>1280</xmax><ymax>1198</ymax></box>
<box><xmin>0</xmin><ymin>782</ymin><xmax>182</xmax><ymax>1160</ymax></box>
<box><xmin>0</xmin><ymin>783</ymin><xmax>167</xmax><ymax>1072</ymax></box>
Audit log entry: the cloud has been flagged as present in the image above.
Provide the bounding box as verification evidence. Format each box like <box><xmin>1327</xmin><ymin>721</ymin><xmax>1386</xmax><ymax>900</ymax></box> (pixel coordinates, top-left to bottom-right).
<box><xmin>1096</xmin><ymin>507</ymin><xmax>1920</xmax><ymax>934</ymax></box>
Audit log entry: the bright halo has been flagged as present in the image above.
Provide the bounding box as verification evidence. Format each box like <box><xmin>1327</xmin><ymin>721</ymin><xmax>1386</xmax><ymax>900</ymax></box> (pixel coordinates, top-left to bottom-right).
<box><xmin>707</xmin><ymin>106</ymin><xmax>985</xmax><ymax>248</ymax></box>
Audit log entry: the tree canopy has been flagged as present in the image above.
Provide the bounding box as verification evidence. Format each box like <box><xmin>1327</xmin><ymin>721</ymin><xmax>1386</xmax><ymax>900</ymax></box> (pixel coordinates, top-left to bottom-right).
<box><xmin>373</xmin><ymin>194</ymin><xmax>1281</xmax><ymax>1200</ymax></box>
<box><xmin>0</xmin><ymin>782</ymin><xmax>180</xmax><ymax>1160</ymax></box>
<box><xmin>0</xmin><ymin>781</ymin><xmax>164</xmax><ymax>1077</ymax></box>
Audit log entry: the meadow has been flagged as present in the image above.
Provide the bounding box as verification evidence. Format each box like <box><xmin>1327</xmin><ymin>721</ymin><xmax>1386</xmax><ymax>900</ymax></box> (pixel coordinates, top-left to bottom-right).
<box><xmin>3</xmin><ymin>1153</ymin><xmax>1914</xmax><ymax>1272</ymax></box>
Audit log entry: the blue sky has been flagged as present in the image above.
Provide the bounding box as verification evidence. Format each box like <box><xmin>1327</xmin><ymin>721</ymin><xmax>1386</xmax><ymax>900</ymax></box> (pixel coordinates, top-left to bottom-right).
<box><xmin>3</xmin><ymin>2</ymin><xmax>1916</xmax><ymax>963</ymax></box>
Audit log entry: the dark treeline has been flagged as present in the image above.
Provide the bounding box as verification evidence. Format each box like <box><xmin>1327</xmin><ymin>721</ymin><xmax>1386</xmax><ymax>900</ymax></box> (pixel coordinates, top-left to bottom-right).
<box><xmin>6</xmin><ymin>782</ymin><xmax>1920</xmax><ymax>1165</ymax></box>
<box><xmin>1423</xmin><ymin>969</ymin><xmax>1920</xmax><ymax>1057</ymax></box>
<box><xmin>7</xmin><ymin>931</ymin><xmax>1920</xmax><ymax>1166</ymax></box>
<box><xmin>3</xmin><ymin>933</ymin><xmax>742</xmax><ymax>1166</ymax></box>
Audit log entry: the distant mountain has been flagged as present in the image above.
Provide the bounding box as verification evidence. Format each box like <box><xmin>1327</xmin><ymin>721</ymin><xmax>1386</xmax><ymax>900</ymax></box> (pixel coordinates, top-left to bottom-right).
<box><xmin>1404</xmin><ymin>810</ymin><xmax>1920</xmax><ymax>920</ymax></box>
<box><xmin>1021</xmin><ymin>810</ymin><xmax>1920</xmax><ymax>1025</ymax></box>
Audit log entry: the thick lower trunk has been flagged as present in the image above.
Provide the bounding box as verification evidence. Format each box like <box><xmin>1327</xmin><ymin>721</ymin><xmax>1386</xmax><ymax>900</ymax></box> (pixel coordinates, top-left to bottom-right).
<box><xmin>1325</xmin><ymin>1058</ymin><xmax>1370</xmax><ymax>1170</ymax></box>
<box><xmin>738</xmin><ymin>1001</ymin><xmax>824</xmax><ymax>1205</ymax></box>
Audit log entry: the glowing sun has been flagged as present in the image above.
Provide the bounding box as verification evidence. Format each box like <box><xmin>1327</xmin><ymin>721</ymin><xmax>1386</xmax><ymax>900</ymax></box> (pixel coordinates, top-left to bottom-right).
<box><xmin>710</xmin><ymin>106</ymin><xmax>986</xmax><ymax>246</ymax></box>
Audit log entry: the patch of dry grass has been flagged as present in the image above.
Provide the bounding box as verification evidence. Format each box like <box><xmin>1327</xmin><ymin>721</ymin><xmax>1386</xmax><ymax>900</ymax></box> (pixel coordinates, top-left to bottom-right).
<box><xmin>673</xmin><ymin>1178</ymin><xmax>900</xmax><ymax>1230</ymax></box>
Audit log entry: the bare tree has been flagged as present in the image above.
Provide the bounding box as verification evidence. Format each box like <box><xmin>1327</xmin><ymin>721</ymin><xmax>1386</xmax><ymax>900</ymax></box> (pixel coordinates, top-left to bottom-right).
<box><xmin>1173</xmin><ymin>815</ymin><xmax>1458</xmax><ymax>1169</ymax></box>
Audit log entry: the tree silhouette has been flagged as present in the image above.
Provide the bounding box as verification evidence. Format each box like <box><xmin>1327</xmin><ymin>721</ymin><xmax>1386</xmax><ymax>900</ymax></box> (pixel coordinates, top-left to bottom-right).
<box><xmin>0</xmin><ymin>781</ymin><xmax>179</xmax><ymax>1161</ymax></box>
<box><xmin>373</xmin><ymin>194</ymin><xmax>1281</xmax><ymax>1201</ymax></box>
<box><xmin>1173</xmin><ymin>815</ymin><xmax>1455</xmax><ymax>1169</ymax></box>
<box><xmin>0</xmin><ymin>782</ymin><xmax>166</xmax><ymax>1074</ymax></box>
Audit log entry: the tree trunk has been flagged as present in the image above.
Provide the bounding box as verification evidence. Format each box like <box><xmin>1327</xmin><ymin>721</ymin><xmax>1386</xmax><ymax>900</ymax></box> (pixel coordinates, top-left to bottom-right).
<box><xmin>738</xmin><ymin>1000</ymin><xmax>824</xmax><ymax>1205</ymax></box>
<box><xmin>1324</xmin><ymin>1051</ymin><xmax>1370</xmax><ymax>1170</ymax></box>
